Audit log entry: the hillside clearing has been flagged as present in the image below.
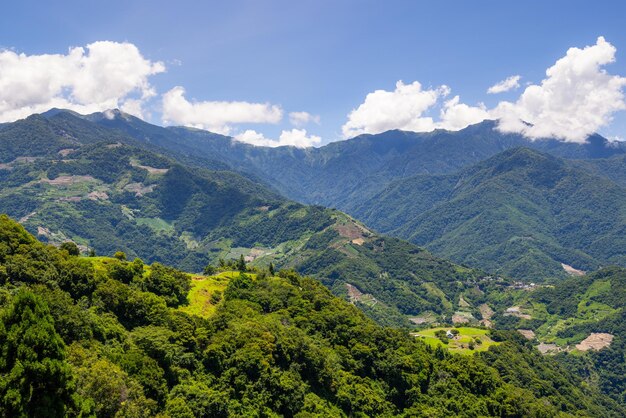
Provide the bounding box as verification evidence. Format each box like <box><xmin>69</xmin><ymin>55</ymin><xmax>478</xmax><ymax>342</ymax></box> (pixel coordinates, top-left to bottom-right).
<box><xmin>575</xmin><ymin>333</ymin><xmax>614</xmax><ymax>352</ymax></box>
<box><xmin>411</xmin><ymin>327</ymin><xmax>499</xmax><ymax>354</ymax></box>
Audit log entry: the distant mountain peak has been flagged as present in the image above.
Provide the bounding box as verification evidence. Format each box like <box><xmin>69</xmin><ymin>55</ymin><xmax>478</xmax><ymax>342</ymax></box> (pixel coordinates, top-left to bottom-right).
<box><xmin>39</xmin><ymin>108</ymin><xmax>82</xmax><ymax>119</ymax></box>
<box><xmin>85</xmin><ymin>108</ymin><xmax>136</xmax><ymax>122</ymax></box>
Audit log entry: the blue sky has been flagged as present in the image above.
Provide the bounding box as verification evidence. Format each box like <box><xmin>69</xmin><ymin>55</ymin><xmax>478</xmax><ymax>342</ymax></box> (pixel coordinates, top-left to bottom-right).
<box><xmin>1</xmin><ymin>0</ymin><xmax>626</xmax><ymax>146</ymax></box>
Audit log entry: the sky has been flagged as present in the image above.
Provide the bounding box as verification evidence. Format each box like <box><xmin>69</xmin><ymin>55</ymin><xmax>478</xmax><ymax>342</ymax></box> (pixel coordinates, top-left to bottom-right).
<box><xmin>1</xmin><ymin>0</ymin><xmax>626</xmax><ymax>147</ymax></box>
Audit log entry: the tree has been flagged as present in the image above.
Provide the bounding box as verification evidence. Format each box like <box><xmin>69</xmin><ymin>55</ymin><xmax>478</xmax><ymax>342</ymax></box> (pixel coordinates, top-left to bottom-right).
<box><xmin>268</xmin><ymin>262</ymin><xmax>275</xmax><ymax>276</ymax></box>
<box><xmin>132</xmin><ymin>258</ymin><xmax>145</xmax><ymax>276</ymax></box>
<box><xmin>203</xmin><ymin>264</ymin><xmax>216</xmax><ymax>276</ymax></box>
<box><xmin>144</xmin><ymin>263</ymin><xmax>191</xmax><ymax>307</ymax></box>
<box><xmin>237</xmin><ymin>254</ymin><xmax>246</xmax><ymax>272</ymax></box>
<box><xmin>60</xmin><ymin>241</ymin><xmax>80</xmax><ymax>256</ymax></box>
<box><xmin>0</xmin><ymin>289</ymin><xmax>76</xmax><ymax>417</ymax></box>
<box><xmin>114</xmin><ymin>251</ymin><xmax>127</xmax><ymax>261</ymax></box>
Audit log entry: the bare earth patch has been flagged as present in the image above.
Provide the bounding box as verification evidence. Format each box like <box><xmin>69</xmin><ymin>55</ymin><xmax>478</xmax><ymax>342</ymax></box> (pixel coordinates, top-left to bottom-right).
<box><xmin>106</xmin><ymin>142</ymin><xmax>123</xmax><ymax>148</ymax></box>
<box><xmin>58</xmin><ymin>148</ymin><xmax>77</xmax><ymax>156</ymax></box>
<box><xmin>334</xmin><ymin>221</ymin><xmax>372</xmax><ymax>242</ymax></box>
<box><xmin>518</xmin><ymin>329</ymin><xmax>536</xmax><ymax>340</ymax></box>
<box><xmin>561</xmin><ymin>263</ymin><xmax>585</xmax><ymax>276</ymax></box>
<box><xmin>346</xmin><ymin>283</ymin><xmax>364</xmax><ymax>302</ymax></box>
<box><xmin>41</xmin><ymin>175</ymin><xmax>97</xmax><ymax>186</ymax></box>
<box><xmin>37</xmin><ymin>226</ymin><xmax>51</xmax><ymax>238</ymax></box>
<box><xmin>59</xmin><ymin>197</ymin><xmax>82</xmax><ymax>202</ymax></box>
<box><xmin>504</xmin><ymin>306</ymin><xmax>532</xmax><ymax>320</ymax></box>
<box><xmin>459</xmin><ymin>295</ymin><xmax>471</xmax><ymax>308</ymax></box>
<box><xmin>243</xmin><ymin>248</ymin><xmax>272</xmax><ymax>263</ymax></box>
<box><xmin>87</xmin><ymin>191</ymin><xmax>109</xmax><ymax>201</ymax></box>
<box><xmin>123</xmin><ymin>182</ymin><xmax>155</xmax><ymax>197</ymax></box>
<box><xmin>409</xmin><ymin>317</ymin><xmax>429</xmax><ymax>325</ymax></box>
<box><xmin>14</xmin><ymin>156</ymin><xmax>39</xmax><ymax>163</ymax></box>
<box><xmin>537</xmin><ymin>342</ymin><xmax>561</xmax><ymax>354</ymax></box>
<box><xmin>576</xmin><ymin>333</ymin><xmax>614</xmax><ymax>351</ymax></box>
<box><xmin>479</xmin><ymin>303</ymin><xmax>494</xmax><ymax>328</ymax></box>
<box><xmin>131</xmin><ymin>160</ymin><xmax>169</xmax><ymax>175</ymax></box>
<box><xmin>345</xmin><ymin>283</ymin><xmax>378</xmax><ymax>307</ymax></box>
<box><xmin>452</xmin><ymin>311</ymin><xmax>475</xmax><ymax>324</ymax></box>
<box><xmin>479</xmin><ymin>303</ymin><xmax>493</xmax><ymax>320</ymax></box>
<box><xmin>0</xmin><ymin>156</ymin><xmax>40</xmax><ymax>170</ymax></box>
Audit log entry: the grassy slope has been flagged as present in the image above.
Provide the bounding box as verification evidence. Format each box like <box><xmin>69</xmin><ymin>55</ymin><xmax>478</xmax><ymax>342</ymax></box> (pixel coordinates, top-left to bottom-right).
<box><xmin>179</xmin><ymin>271</ymin><xmax>240</xmax><ymax>318</ymax></box>
<box><xmin>413</xmin><ymin>327</ymin><xmax>499</xmax><ymax>354</ymax></box>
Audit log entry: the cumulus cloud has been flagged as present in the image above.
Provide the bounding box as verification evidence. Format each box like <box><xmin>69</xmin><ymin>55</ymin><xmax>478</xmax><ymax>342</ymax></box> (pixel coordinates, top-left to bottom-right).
<box><xmin>341</xmin><ymin>81</ymin><xmax>450</xmax><ymax>138</ymax></box>
<box><xmin>487</xmin><ymin>75</ymin><xmax>521</xmax><ymax>94</ymax></box>
<box><xmin>0</xmin><ymin>41</ymin><xmax>164</xmax><ymax>121</ymax></box>
<box><xmin>342</xmin><ymin>37</ymin><xmax>626</xmax><ymax>143</ymax></box>
<box><xmin>289</xmin><ymin>111</ymin><xmax>320</xmax><ymax>127</ymax></box>
<box><xmin>493</xmin><ymin>37</ymin><xmax>626</xmax><ymax>142</ymax></box>
<box><xmin>234</xmin><ymin>128</ymin><xmax>321</xmax><ymax>148</ymax></box>
<box><xmin>439</xmin><ymin>96</ymin><xmax>490</xmax><ymax>131</ymax></box>
<box><xmin>161</xmin><ymin>86</ymin><xmax>283</xmax><ymax>135</ymax></box>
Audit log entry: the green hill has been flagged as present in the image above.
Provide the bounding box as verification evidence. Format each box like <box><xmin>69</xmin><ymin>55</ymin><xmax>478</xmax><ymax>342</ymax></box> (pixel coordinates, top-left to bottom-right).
<box><xmin>0</xmin><ymin>215</ymin><xmax>622</xmax><ymax>417</ymax></box>
<box><xmin>0</xmin><ymin>112</ymin><xmax>494</xmax><ymax>327</ymax></box>
<box><xmin>349</xmin><ymin>148</ymin><xmax>626</xmax><ymax>279</ymax></box>
<box><xmin>84</xmin><ymin>112</ymin><xmax>625</xmax><ymax>210</ymax></box>
<box><xmin>480</xmin><ymin>266</ymin><xmax>626</xmax><ymax>405</ymax></box>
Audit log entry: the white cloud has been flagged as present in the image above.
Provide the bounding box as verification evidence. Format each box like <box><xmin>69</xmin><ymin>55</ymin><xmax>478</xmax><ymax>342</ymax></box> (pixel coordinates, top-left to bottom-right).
<box><xmin>161</xmin><ymin>86</ymin><xmax>283</xmax><ymax>135</ymax></box>
<box><xmin>279</xmin><ymin>128</ymin><xmax>322</xmax><ymax>147</ymax></box>
<box><xmin>289</xmin><ymin>111</ymin><xmax>320</xmax><ymax>127</ymax></box>
<box><xmin>341</xmin><ymin>81</ymin><xmax>449</xmax><ymax>138</ymax></box>
<box><xmin>342</xmin><ymin>38</ymin><xmax>626</xmax><ymax>143</ymax></box>
<box><xmin>487</xmin><ymin>75</ymin><xmax>521</xmax><ymax>94</ymax></box>
<box><xmin>493</xmin><ymin>37</ymin><xmax>626</xmax><ymax>143</ymax></box>
<box><xmin>439</xmin><ymin>96</ymin><xmax>490</xmax><ymax>131</ymax></box>
<box><xmin>234</xmin><ymin>128</ymin><xmax>321</xmax><ymax>148</ymax></box>
<box><xmin>0</xmin><ymin>41</ymin><xmax>164</xmax><ymax>121</ymax></box>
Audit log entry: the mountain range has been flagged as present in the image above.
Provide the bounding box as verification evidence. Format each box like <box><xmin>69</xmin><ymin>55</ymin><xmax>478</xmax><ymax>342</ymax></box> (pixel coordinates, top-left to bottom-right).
<box><xmin>4</xmin><ymin>108</ymin><xmax>626</xmax><ymax>412</ymax></box>
<box><xmin>0</xmin><ymin>111</ymin><xmax>493</xmax><ymax>327</ymax></box>
<box><xmin>3</xmin><ymin>109</ymin><xmax>626</xmax><ymax>311</ymax></box>
<box><xmin>43</xmin><ymin>108</ymin><xmax>626</xmax><ymax>280</ymax></box>
<box><xmin>348</xmin><ymin>147</ymin><xmax>626</xmax><ymax>279</ymax></box>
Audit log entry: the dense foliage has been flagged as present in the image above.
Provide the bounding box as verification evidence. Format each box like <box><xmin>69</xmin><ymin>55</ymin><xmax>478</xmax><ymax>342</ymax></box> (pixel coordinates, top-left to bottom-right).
<box><xmin>0</xmin><ymin>215</ymin><xmax>622</xmax><ymax>417</ymax></box>
<box><xmin>0</xmin><ymin>111</ymin><xmax>499</xmax><ymax>326</ymax></box>
<box><xmin>349</xmin><ymin>148</ymin><xmax>626</xmax><ymax>280</ymax></box>
<box><xmin>481</xmin><ymin>266</ymin><xmax>626</xmax><ymax>406</ymax></box>
<box><xmin>530</xmin><ymin>267</ymin><xmax>626</xmax><ymax>404</ymax></box>
<box><xmin>64</xmin><ymin>109</ymin><xmax>626</xmax><ymax>281</ymax></box>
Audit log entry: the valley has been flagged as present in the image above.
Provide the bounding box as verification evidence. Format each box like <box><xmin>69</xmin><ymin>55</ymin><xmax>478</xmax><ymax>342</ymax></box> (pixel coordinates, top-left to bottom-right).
<box><xmin>2</xmin><ymin>109</ymin><xmax>626</xmax><ymax>415</ymax></box>
<box><xmin>3</xmin><ymin>6</ymin><xmax>626</xmax><ymax>417</ymax></box>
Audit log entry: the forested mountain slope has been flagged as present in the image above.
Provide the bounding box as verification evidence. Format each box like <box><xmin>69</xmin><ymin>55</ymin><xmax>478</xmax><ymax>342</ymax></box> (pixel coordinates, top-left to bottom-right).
<box><xmin>83</xmin><ymin>111</ymin><xmax>625</xmax><ymax>210</ymax></box>
<box><xmin>0</xmin><ymin>112</ymin><xmax>493</xmax><ymax>327</ymax></box>
<box><xmin>478</xmin><ymin>266</ymin><xmax>626</xmax><ymax>405</ymax></box>
<box><xmin>349</xmin><ymin>148</ymin><xmax>626</xmax><ymax>279</ymax></box>
<box><xmin>0</xmin><ymin>215</ymin><xmax>623</xmax><ymax>417</ymax></box>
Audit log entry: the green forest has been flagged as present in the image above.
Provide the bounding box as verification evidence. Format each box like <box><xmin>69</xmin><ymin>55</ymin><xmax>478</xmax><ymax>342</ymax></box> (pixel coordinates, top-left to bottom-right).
<box><xmin>1</xmin><ymin>214</ymin><xmax>623</xmax><ymax>417</ymax></box>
